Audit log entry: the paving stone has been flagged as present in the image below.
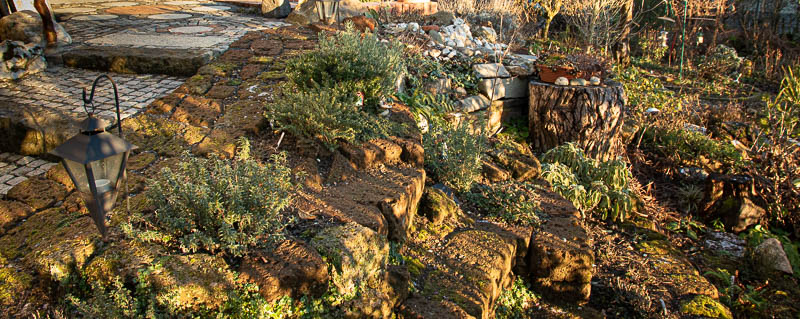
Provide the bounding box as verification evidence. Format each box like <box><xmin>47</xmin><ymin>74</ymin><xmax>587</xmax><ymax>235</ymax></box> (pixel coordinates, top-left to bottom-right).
<box><xmin>87</xmin><ymin>33</ymin><xmax>226</xmax><ymax>48</ymax></box>
<box><xmin>0</xmin><ymin>175</ymin><xmax>12</xmax><ymax>184</ymax></box>
<box><xmin>170</xmin><ymin>26</ymin><xmax>214</xmax><ymax>34</ymax></box>
<box><xmin>147</xmin><ymin>13</ymin><xmax>194</xmax><ymax>19</ymax></box>
<box><xmin>105</xmin><ymin>4</ymin><xmax>181</xmax><ymax>15</ymax></box>
<box><xmin>55</xmin><ymin>7</ymin><xmax>96</xmax><ymax>13</ymax></box>
<box><xmin>15</xmin><ymin>156</ymin><xmax>35</xmax><ymax>165</ymax></box>
<box><xmin>7</xmin><ymin>176</ymin><xmax>27</xmax><ymax>186</ymax></box>
<box><xmin>71</xmin><ymin>14</ymin><xmax>119</xmax><ymax>21</ymax></box>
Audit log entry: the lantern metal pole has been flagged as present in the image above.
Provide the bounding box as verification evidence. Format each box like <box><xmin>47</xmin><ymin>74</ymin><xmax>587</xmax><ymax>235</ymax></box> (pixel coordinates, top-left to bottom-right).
<box><xmin>82</xmin><ymin>75</ymin><xmax>131</xmax><ymax>216</ymax></box>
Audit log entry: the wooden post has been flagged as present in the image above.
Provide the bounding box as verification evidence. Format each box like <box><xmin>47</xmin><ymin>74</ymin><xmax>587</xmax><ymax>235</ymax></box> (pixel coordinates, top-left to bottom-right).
<box><xmin>33</xmin><ymin>0</ymin><xmax>56</xmax><ymax>46</ymax></box>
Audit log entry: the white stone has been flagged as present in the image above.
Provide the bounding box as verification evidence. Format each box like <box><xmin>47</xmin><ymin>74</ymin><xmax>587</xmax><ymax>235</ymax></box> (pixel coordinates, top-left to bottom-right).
<box><xmin>54</xmin><ymin>7</ymin><xmax>95</xmax><ymax>13</ymax></box>
<box><xmin>408</xmin><ymin>22</ymin><xmax>419</xmax><ymax>32</ymax></box>
<box><xmin>474</xmin><ymin>39</ymin><xmax>483</xmax><ymax>47</ymax></box>
<box><xmin>589</xmin><ymin>76</ymin><xmax>601</xmax><ymax>85</ymax></box>
<box><xmin>555</xmin><ymin>77</ymin><xmax>569</xmax><ymax>86</ymax></box>
<box><xmin>442</xmin><ymin>47</ymin><xmax>451</xmax><ymax>55</ymax></box>
<box><xmin>570</xmin><ymin>78</ymin><xmax>587</xmax><ymax>86</ymax></box>
<box><xmin>459</xmin><ymin>95</ymin><xmax>490</xmax><ymax>113</ymax></box>
<box><xmin>446</xmin><ymin>40</ymin><xmax>455</xmax><ymax>47</ymax></box>
<box><xmin>447</xmin><ymin>50</ymin><xmax>457</xmax><ymax>58</ymax></box>
<box><xmin>70</xmin><ymin>14</ymin><xmax>118</xmax><ymax>21</ymax></box>
<box><xmin>170</xmin><ymin>26</ymin><xmax>214</xmax><ymax>34</ymax></box>
<box><xmin>429</xmin><ymin>49</ymin><xmax>441</xmax><ymax>58</ymax></box>
<box><xmin>455</xmin><ymin>39</ymin><xmax>464</xmax><ymax>47</ymax></box>
<box><xmin>479</xmin><ymin>77</ymin><xmax>527</xmax><ymax>100</ymax></box>
<box><xmin>398</xmin><ymin>23</ymin><xmax>408</xmax><ymax>31</ymax></box>
<box><xmin>645</xmin><ymin>107</ymin><xmax>660</xmax><ymax>114</ymax></box>
<box><xmin>453</xmin><ymin>17</ymin><xmax>465</xmax><ymax>25</ymax></box>
<box><xmin>472</xmin><ymin>63</ymin><xmax>510</xmax><ymax>78</ymax></box>
<box><xmin>147</xmin><ymin>13</ymin><xmax>193</xmax><ymax>19</ymax></box>
<box><xmin>191</xmin><ymin>5</ymin><xmax>230</xmax><ymax>11</ymax></box>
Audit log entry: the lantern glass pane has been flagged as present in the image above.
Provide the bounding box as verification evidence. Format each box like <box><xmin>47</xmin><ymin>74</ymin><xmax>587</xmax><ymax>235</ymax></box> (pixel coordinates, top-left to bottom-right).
<box><xmin>63</xmin><ymin>158</ymin><xmax>89</xmax><ymax>194</ymax></box>
<box><xmin>64</xmin><ymin>153</ymin><xmax>124</xmax><ymax>195</ymax></box>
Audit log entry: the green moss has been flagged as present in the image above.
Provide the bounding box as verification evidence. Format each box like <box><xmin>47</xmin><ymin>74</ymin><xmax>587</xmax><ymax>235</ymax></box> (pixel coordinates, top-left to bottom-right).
<box><xmin>636</xmin><ymin>240</ymin><xmax>675</xmax><ymax>256</ymax></box>
<box><xmin>680</xmin><ymin>295</ymin><xmax>733</xmax><ymax>319</ymax></box>
<box><xmin>258</xmin><ymin>70</ymin><xmax>285</xmax><ymax>81</ymax></box>
<box><xmin>0</xmin><ymin>259</ymin><xmax>32</xmax><ymax>304</ymax></box>
<box><xmin>248</xmin><ymin>56</ymin><xmax>274</xmax><ymax>64</ymax></box>
<box><xmin>404</xmin><ymin>256</ymin><xmax>425</xmax><ymax>277</ymax></box>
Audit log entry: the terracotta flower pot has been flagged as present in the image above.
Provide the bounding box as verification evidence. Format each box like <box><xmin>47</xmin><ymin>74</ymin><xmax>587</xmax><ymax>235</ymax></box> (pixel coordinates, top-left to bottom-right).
<box><xmin>536</xmin><ymin>65</ymin><xmax>585</xmax><ymax>84</ymax></box>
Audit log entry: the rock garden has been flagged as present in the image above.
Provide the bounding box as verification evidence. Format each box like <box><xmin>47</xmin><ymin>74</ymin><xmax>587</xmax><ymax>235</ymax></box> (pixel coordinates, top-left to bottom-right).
<box><xmin>1</xmin><ymin>0</ymin><xmax>800</xmax><ymax>318</ymax></box>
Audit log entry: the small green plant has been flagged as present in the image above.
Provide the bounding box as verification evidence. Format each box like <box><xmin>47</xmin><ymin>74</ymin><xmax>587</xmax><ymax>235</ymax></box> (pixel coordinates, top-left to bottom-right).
<box><xmin>495</xmin><ymin>278</ymin><xmax>539</xmax><ymax>318</ymax></box>
<box><xmin>125</xmin><ymin>150</ymin><xmax>297</xmax><ymax>257</ymax></box>
<box><xmin>665</xmin><ymin>217</ymin><xmax>704</xmax><ymax>240</ymax></box>
<box><xmin>704</xmin><ymin>268</ymin><xmax>767</xmax><ymax>314</ymax></box>
<box><xmin>66</xmin><ymin>276</ymin><xmax>153</xmax><ymax>318</ymax></box>
<box><xmin>285</xmin><ymin>23</ymin><xmax>404</xmax><ymax>107</ymax></box>
<box><xmin>464</xmin><ymin>181</ymin><xmax>544</xmax><ymax>226</ymax></box>
<box><xmin>540</xmin><ymin>143</ymin><xmax>635</xmax><ymax>222</ymax></box>
<box><xmin>269</xmin><ymin>85</ymin><xmax>402</xmax><ymax>150</ymax></box>
<box><xmin>424</xmin><ymin>120</ymin><xmax>488</xmax><ymax>193</ymax></box>
<box><xmin>676</xmin><ymin>183</ymin><xmax>705</xmax><ymax>214</ymax></box>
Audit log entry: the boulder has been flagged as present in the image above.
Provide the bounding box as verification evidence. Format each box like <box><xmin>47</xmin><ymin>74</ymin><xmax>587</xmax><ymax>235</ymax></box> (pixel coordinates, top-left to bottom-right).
<box><xmin>0</xmin><ymin>40</ymin><xmax>46</xmax><ymax>81</ymax></box>
<box><xmin>703</xmin><ymin>231</ymin><xmax>746</xmax><ymax>259</ymax></box>
<box><xmin>285</xmin><ymin>0</ymin><xmax>365</xmax><ymax>25</ymax></box>
<box><xmin>477</xmin><ymin>26</ymin><xmax>497</xmax><ymax>43</ymax></box>
<box><xmin>262</xmin><ymin>0</ymin><xmax>291</xmax><ymax>18</ymax></box>
<box><xmin>753</xmin><ymin>238</ymin><xmax>794</xmax><ymax>275</ymax></box>
<box><xmin>429</xmin><ymin>30</ymin><xmax>445</xmax><ymax>44</ymax></box>
<box><xmin>239</xmin><ymin>239</ymin><xmax>329</xmax><ymax>301</ymax></box>
<box><xmin>420</xmin><ymin>187</ymin><xmax>460</xmax><ymax>225</ymax></box>
<box><xmin>0</xmin><ymin>10</ymin><xmax>71</xmax><ymax>46</ymax></box>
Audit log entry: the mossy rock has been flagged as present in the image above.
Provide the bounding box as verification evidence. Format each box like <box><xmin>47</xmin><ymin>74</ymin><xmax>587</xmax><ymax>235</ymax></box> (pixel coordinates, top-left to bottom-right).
<box><xmin>122</xmin><ymin>115</ymin><xmax>192</xmax><ymax>157</ymax></box>
<box><xmin>680</xmin><ymin>295</ymin><xmax>732</xmax><ymax>319</ymax></box>
<box><xmin>636</xmin><ymin>239</ymin><xmax>677</xmax><ymax>256</ymax></box>
<box><xmin>257</xmin><ymin>70</ymin><xmax>286</xmax><ymax>81</ymax></box>
<box><xmin>193</xmin><ymin>128</ymin><xmax>236</xmax><ymax>159</ymax></box>
<box><xmin>0</xmin><ymin>256</ymin><xmax>33</xmax><ymax>305</ymax></box>
<box><xmin>248</xmin><ymin>55</ymin><xmax>274</xmax><ymax>64</ymax></box>
<box><xmin>127</xmin><ymin>152</ymin><xmax>158</xmax><ymax>171</ymax></box>
<box><xmin>6</xmin><ymin>177</ymin><xmax>68</xmax><ymax>210</ymax></box>
<box><xmin>147</xmin><ymin>254</ymin><xmax>236</xmax><ymax>313</ymax></box>
<box><xmin>0</xmin><ymin>200</ymin><xmax>34</xmax><ymax>235</ymax></box>
<box><xmin>0</xmin><ymin>208</ymin><xmax>100</xmax><ymax>282</ymax></box>
<box><xmin>420</xmin><ymin>188</ymin><xmax>460</xmax><ymax>226</ymax></box>
<box><xmin>45</xmin><ymin>163</ymin><xmax>75</xmax><ymax>191</ymax></box>
<box><xmin>83</xmin><ymin>239</ymin><xmax>164</xmax><ymax>287</ymax></box>
<box><xmin>197</xmin><ymin>62</ymin><xmax>238</xmax><ymax>77</ymax></box>
<box><xmin>183</xmin><ymin>74</ymin><xmax>213</xmax><ymax>95</ymax></box>
<box><xmin>310</xmin><ymin>222</ymin><xmax>389</xmax><ymax>297</ymax></box>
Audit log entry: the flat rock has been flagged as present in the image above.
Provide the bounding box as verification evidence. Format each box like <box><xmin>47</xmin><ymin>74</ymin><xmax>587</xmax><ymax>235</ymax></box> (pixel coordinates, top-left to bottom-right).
<box><xmin>459</xmin><ymin>95</ymin><xmax>490</xmax><ymax>113</ymax></box>
<box><xmin>472</xmin><ymin>63</ymin><xmax>510</xmax><ymax>78</ymax></box>
<box><xmin>0</xmin><ymin>200</ymin><xmax>34</xmax><ymax>235</ymax></box>
<box><xmin>59</xmin><ymin>46</ymin><xmax>214</xmax><ymax>76</ymax></box>
<box><xmin>478</xmin><ymin>77</ymin><xmax>528</xmax><ymax>100</ymax></box>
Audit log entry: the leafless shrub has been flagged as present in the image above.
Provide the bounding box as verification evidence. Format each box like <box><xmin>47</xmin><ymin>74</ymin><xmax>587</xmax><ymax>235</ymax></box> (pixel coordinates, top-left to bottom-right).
<box><xmin>562</xmin><ymin>0</ymin><xmax>629</xmax><ymax>54</ymax></box>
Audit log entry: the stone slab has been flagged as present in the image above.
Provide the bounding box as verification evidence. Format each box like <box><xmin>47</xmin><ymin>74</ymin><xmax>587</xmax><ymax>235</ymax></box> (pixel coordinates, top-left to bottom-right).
<box><xmin>478</xmin><ymin>77</ymin><xmax>528</xmax><ymax>100</ymax></box>
<box><xmin>70</xmin><ymin>14</ymin><xmax>118</xmax><ymax>20</ymax></box>
<box><xmin>86</xmin><ymin>33</ymin><xmax>226</xmax><ymax>49</ymax></box>
<box><xmin>105</xmin><ymin>4</ymin><xmax>181</xmax><ymax>15</ymax></box>
<box><xmin>472</xmin><ymin>63</ymin><xmax>510</xmax><ymax>79</ymax></box>
<box><xmin>147</xmin><ymin>13</ymin><xmax>194</xmax><ymax>19</ymax></box>
<box><xmin>59</xmin><ymin>46</ymin><xmax>213</xmax><ymax>76</ymax></box>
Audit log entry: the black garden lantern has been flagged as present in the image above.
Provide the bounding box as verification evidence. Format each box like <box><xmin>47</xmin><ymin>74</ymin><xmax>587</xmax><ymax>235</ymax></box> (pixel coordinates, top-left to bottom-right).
<box><xmin>50</xmin><ymin>75</ymin><xmax>136</xmax><ymax>238</ymax></box>
<box><xmin>315</xmin><ymin>0</ymin><xmax>339</xmax><ymax>25</ymax></box>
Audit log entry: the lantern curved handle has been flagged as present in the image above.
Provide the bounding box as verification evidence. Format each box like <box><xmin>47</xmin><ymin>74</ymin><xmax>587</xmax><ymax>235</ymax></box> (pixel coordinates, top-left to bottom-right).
<box><xmin>82</xmin><ymin>74</ymin><xmax>123</xmax><ymax>137</ymax></box>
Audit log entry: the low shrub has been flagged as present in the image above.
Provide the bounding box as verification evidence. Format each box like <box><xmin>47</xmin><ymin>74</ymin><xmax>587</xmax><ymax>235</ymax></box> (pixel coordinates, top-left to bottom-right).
<box><xmin>495</xmin><ymin>278</ymin><xmax>539</xmax><ymax>318</ymax></box>
<box><xmin>424</xmin><ymin>120</ymin><xmax>488</xmax><ymax>193</ymax></box>
<box><xmin>125</xmin><ymin>148</ymin><xmax>297</xmax><ymax>257</ymax></box>
<box><xmin>634</xmin><ymin>126</ymin><xmax>746</xmax><ymax>173</ymax></box>
<box><xmin>540</xmin><ymin>143</ymin><xmax>635</xmax><ymax>222</ymax></box>
<box><xmin>698</xmin><ymin>45</ymin><xmax>744</xmax><ymax>79</ymax></box>
<box><xmin>463</xmin><ymin>181</ymin><xmax>543</xmax><ymax>226</ymax></box>
<box><xmin>269</xmin><ymin>85</ymin><xmax>402</xmax><ymax>150</ymax></box>
<box><xmin>285</xmin><ymin>23</ymin><xmax>404</xmax><ymax>107</ymax></box>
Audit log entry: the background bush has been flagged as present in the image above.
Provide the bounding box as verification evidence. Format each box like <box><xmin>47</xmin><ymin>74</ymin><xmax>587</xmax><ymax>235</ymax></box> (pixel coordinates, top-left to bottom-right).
<box><xmin>127</xmin><ymin>151</ymin><xmax>296</xmax><ymax>257</ymax></box>
<box><xmin>285</xmin><ymin>23</ymin><xmax>404</xmax><ymax>107</ymax></box>
<box><xmin>424</xmin><ymin>120</ymin><xmax>488</xmax><ymax>193</ymax></box>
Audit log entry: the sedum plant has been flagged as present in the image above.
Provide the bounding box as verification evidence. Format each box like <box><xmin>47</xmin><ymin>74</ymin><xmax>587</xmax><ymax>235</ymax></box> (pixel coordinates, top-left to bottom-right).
<box><xmin>126</xmin><ymin>148</ymin><xmax>297</xmax><ymax>257</ymax></box>
<box><xmin>540</xmin><ymin>143</ymin><xmax>635</xmax><ymax>223</ymax></box>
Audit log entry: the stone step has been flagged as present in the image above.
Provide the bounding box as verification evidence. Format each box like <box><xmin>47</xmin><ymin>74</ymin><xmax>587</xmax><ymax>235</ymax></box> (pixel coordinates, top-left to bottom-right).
<box><xmin>48</xmin><ymin>45</ymin><xmax>218</xmax><ymax>77</ymax></box>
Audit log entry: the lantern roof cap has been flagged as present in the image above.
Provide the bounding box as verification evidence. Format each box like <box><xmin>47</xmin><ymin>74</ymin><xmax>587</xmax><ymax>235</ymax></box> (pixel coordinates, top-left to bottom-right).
<box><xmin>50</xmin><ymin>131</ymin><xmax>136</xmax><ymax>164</ymax></box>
<box><xmin>80</xmin><ymin>116</ymin><xmax>110</xmax><ymax>132</ymax></box>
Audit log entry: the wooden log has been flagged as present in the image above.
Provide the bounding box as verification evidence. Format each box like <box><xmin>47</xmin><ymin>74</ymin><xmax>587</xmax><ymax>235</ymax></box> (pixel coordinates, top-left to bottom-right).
<box><xmin>528</xmin><ymin>80</ymin><xmax>626</xmax><ymax>161</ymax></box>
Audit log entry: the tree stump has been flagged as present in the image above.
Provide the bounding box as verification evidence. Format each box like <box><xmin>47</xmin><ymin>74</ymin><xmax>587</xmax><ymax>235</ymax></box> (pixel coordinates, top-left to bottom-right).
<box><xmin>528</xmin><ymin>80</ymin><xmax>626</xmax><ymax>161</ymax></box>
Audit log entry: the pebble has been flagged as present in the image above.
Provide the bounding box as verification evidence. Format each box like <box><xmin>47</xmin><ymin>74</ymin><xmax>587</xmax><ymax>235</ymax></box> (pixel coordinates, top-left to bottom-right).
<box><xmin>555</xmin><ymin>77</ymin><xmax>569</xmax><ymax>85</ymax></box>
<box><xmin>446</xmin><ymin>40</ymin><xmax>456</xmax><ymax>47</ymax></box>
<box><xmin>408</xmin><ymin>22</ymin><xmax>420</xmax><ymax>32</ymax></box>
<box><xmin>570</xmin><ymin>78</ymin><xmax>588</xmax><ymax>86</ymax></box>
<box><xmin>447</xmin><ymin>50</ymin><xmax>457</xmax><ymax>58</ymax></box>
<box><xmin>442</xmin><ymin>47</ymin><xmax>451</xmax><ymax>55</ymax></box>
<box><xmin>645</xmin><ymin>107</ymin><xmax>660</xmax><ymax>114</ymax></box>
<box><xmin>455</xmin><ymin>39</ymin><xmax>465</xmax><ymax>47</ymax></box>
<box><xmin>590</xmin><ymin>76</ymin><xmax>601</xmax><ymax>85</ymax></box>
<box><xmin>429</xmin><ymin>49</ymin><xmax>441</xmax><ymax>58</ymax></box>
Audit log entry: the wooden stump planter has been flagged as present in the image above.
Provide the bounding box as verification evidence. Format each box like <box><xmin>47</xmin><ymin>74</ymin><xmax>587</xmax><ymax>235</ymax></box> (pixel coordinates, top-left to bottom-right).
<box><xmin>528</xmin><ymin>80</ymin><xmax>626</xmax><ymax>161</ymax></box>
